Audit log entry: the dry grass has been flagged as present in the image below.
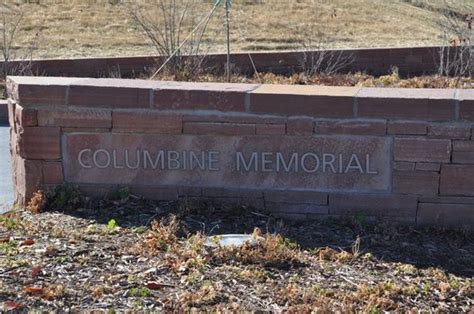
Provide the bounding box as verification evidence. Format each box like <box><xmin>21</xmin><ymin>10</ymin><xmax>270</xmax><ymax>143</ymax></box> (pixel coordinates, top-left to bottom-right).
<box><xmin>5</xmin><ymin>0</ymin><xmax>473</xmax><ymax>59</ymax></box>
<box><xmin>152</xmin><ymin>67</ymin><xmax>474</xmax><ymax>88</ymax></box>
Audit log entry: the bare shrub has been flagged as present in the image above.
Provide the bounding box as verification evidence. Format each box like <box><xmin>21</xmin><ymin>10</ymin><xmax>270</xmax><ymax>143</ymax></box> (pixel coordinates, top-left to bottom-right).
<box><xmin>437</xmin><ymin>2</ymin><xmax>473</xmax><ymax>80</ymax></box>
<box><xmin>0</xmin><ymin>5</ymin><xmax>39</xmax><ymax>80</ymax></box>
<box><xmin>300</xmin><ymin>42</ymin><xmax>354</xmax><ymax>76</ymax></box>
<box><xmin>297</xmin><ymin>12</ymin><xmax>353</xmax><ymax>76</ymax></box>
<box><xmin>130</xmin><ymin>0</ymin><xmax>218</xmax><ymax>81</ymax></box>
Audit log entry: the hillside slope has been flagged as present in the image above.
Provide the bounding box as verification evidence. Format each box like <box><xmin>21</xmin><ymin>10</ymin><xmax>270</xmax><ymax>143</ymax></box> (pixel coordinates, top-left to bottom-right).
<box><xmin>3</xmin><ymin>0</ymin><xmax>474</xmax><ymax>59</ymax></box>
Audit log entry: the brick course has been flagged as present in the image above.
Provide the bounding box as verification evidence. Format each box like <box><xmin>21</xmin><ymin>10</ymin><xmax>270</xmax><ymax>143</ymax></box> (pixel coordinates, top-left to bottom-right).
<box><xmin>154</xmin><ymin>82</ymin><xmax>257</xmax><ymax>112</ymax></box>
<box><xmin>113</xmin><ymin>110</ymin><xmax>181</xmax><ymax>133</ymax></box>
<box><xmin>183</xmin><ymin>122</ymin><xmax>255</xmax><ymax>135</ymax></box>
<box><xmin>329</xmin><ymin>194</ymin><xmax>418</xmax><ymax>219</ymax></box>
<box><xmin>440</xmin><ymin>165</ymin><xmax>474</xmax><ymax>196</ymax></box>
<box><xmin>38</xmin><ymin>108</ymin><xmax>111</xmax><ymax>128</ymax></box>
<box><xmin>418</xmin><ymin>203</ymin><xmax>474</xmax><ymax>228</ymax></box>
<box><xmin>394</xmin><ymin>138</ymin><xmax>451</xmax><ymax>163</ymax></box>
<box><xmin>17</xmin><ymin>127</ymin><xmax>61</xmax><ymax>160</ymax></box>
<box><xmin>387</xmin><ymin>121</ymin><xmax>427</xmax><ymax>135</ymax></box>
<box><xmin>393</xmin><ymin>171</ymin><xmax>439</xmax><ymax>195</ymax></box>
<box><xmin>314</xmin><ymin>119</ymin><xmax>386</xmax><ymax>135</ymax></box>
<box><xmin>357</xmin><ymin>88</ymin><xmax>456</xmax><ymax>121</ymax></box>
<box><xmin>250</xmin><ymin>85</ymin><xmax>356</xmax><ymax>118</ymax></box>
<box><xmin>286</xmin><ymin>117</ymin><xmax>313</xmax><ymax>135</ymax></box>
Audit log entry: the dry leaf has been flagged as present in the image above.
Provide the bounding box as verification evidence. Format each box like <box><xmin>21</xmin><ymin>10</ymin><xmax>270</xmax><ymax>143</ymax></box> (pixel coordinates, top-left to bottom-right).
<box><xmin>23</xmin><ymin>286</ymin><xmax>44</xmax><ymax>296</ymax></box>
<box><xmin>32</xmin><ymin>267</ymin><xmax>42</xmax><ymax>278</ymax></box>
<box><xmin>20</xmin><ymin>239</ymin><xmax>35</xmax><ymax>246</ymax></box>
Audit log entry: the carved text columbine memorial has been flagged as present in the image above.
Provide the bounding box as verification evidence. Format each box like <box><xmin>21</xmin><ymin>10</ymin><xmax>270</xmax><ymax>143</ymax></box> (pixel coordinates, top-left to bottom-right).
<box><xmin>63</xmin><ymin>134</ymin><xmax>391</xmax><ymax>192</ymax></box>
<box><xmin>77</xmin><ymin>149</ymin><xmax>378</xmax><ymax>175</ymax></box>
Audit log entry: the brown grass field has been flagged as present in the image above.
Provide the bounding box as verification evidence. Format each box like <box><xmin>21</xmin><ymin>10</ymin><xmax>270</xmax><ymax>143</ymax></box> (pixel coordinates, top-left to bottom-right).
<box><xmin>3</xmin><ymin>0</ymin><xmax>473</xmax><ymax>59</ymax></box>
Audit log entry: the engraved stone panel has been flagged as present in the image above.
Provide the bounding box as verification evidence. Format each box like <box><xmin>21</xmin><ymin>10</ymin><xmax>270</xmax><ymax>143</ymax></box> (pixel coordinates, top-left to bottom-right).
<box><xmin>63</xmin><ymin>134</ymin><xmax>392</xmax><ymax>193</ymax></box>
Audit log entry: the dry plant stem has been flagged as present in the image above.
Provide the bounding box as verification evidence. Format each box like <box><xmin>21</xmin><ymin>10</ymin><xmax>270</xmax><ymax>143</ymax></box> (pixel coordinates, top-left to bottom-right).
<box><xmin>0</xmin><ymin>5</ymin><xmax>40</xmax><ymax>96</ymax></box>
<box><xmin>437</xmin><ymin>2</ymin><xmax>473</xmax><ymax>80</ymax></box>
<box><xmin>140</xmin><ymin>0</ymin><xmax>220</xmax><ymax>80</ymax></box>
<box><xmin>248</xmin><ymin>53</ymin><xmax>261</xmax><ymax>82</ymax></box>
<box><xmin>1</xmin><ymin>8</ymin><xmax>23</xmax><ymax>77</ymax></box>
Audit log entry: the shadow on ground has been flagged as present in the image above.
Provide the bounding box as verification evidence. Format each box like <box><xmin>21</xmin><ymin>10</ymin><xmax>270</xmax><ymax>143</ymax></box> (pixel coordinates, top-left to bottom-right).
<box><xmin>49</xmin><ymin>196</ymin><xmax>474</xmax><ymax>278</ymax></box>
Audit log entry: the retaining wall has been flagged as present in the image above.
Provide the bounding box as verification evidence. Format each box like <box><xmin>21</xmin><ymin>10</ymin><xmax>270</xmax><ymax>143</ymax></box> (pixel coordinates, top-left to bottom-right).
<box><xmin>1</xmin><ymin>46</ymin><xmax>460</xmax><ymax>78</ymax></box>
<box><xmin>0</xmin><ymin>100</ymin><xmax>7</xmax><ymax>125</ymax></box>
<box><xmin>6</xmin><ymin>76</ymin><xmax>474</xmax><ymax>228</ymax></box>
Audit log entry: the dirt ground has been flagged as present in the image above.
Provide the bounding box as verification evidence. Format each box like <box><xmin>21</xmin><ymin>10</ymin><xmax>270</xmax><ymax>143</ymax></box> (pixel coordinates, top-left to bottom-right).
<box><xmin>0</xmin><ymin>191</ymin><xmax>472</xmax><ymax>311</ymax></box>
<box><xmin>3</xmin><ymin>0</ymin><xmax>472</xmax><ymax>59</ymax></box>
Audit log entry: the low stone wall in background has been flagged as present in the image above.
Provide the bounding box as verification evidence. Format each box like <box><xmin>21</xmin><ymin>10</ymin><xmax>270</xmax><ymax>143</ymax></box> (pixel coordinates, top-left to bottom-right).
<box><xmin>6</xmin><ymin>76</ymin><xmax>474</xmax><ymax>228</ymax></box>
<box><xmin>0</xmin><ymin>46</ymin><xmax>459</xmax><ymax>78</ymax></box>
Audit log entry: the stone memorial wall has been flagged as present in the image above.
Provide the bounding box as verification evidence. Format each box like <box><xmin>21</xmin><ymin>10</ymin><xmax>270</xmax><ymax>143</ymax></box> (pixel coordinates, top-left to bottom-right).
<box><xmin>6</xmin><ymin>76</ymin><xmax>474</xmax><ymax>228</ymax></box>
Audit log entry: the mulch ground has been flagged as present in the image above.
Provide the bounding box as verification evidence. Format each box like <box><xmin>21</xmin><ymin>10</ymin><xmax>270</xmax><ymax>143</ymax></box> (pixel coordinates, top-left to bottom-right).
<box><xmin>0</xmin><ymin>195</ymin><xmax>473</xmax><ymax>312</ymax></box>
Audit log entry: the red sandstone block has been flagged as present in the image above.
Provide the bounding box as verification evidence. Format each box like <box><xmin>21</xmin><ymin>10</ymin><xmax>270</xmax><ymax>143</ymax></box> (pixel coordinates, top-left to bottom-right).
<box><xmin>458</xmin><ymin>89</ymin><xmax>474</xmax><ymax>121</ymax></box>
<box><xmin>417</xmin><ymin>203</ymin><xmax>473</xmax><ymax>228</ymax></box>
<box><xmin>427</xmin><ymin>124</ymin><xmax>471</xmax><ymax>139</ymax></box>
<box><xmin>203</xmin><ymin>196</ymin><xmax>264</xmax><ymax>208</ymax></box>
<box><xmin>178</xmin><ymin>187</ymin><xmax>202</xmax><ymax>197</ymax></box>
<box><xmin>387</xmin><ymin>121</ymin><xmax>428</xmax><ymax>135</ymax></box>
<box><xmin>113</xmin><ymin>110</ymin><xmax>181</xmax><ymax>133</ymax></box>
<box><xmin>153</xmin><ymin>82</ymin><xmax>258</xmax><ymax>112</ymax></box>
<box><xmin>266</xmin><ymin>202</ymin><xmax>329</xmax><ymax>215</ymax></box>
<box><xmin>394</xmin><ymin>161</ymin><xmax>415</xmax><ymax>171</ymax></box>
<box><xmin>452</xmin><ymin>152</ymin><xmax>474</xmax><ymax>164</ymax></box>
<box><xmin>17</xmin><ymin>127</ymin><xmax>61</xmax><ymax>160</ymax></box>
<box><xmin>440</xmin><ymin>164</ymin><xmax>474</xmax><ymax>196</ymax></box>
<box><xmin>37</xmin><ymin>108</ymin><xmax>111</xmax><ymax>128</ymax></box>
<box><xmin>394</xmin><ymin>138</ymin><xmax>451</xmax><ymax>162</ymax></box>
<box><xmin>7</xmin><ymin>76</ymin><xmax>75</xmax><ymax>106</ymax></box>
<box><xmin>61</xmin><ymin>127</ymin><xmax>111</xmax><ymax>133</ymax></box>
<box><xmin>15</xmin><ymin>105</ymin><xmax>38</xmax><ymax>128</ymax></box>
<box><xmin>130</xmin><ymin>186</ymin><xmax>179</xmax><ymax>201</ymax></box>
<box><xmin>286</xmin><ymin>117</ymin><xmax>314</xmax><ymax>135</ymax></box>
<box><xmin>419</xmin><ymin>196</ymin><xmax>474</xmax><ymax>204</ymax></box>
<box><xmin>393</xmin><ymin>171</ymin><xmax>439</xmax><ymax>195</ymax></box>
<box><xmin>69</xmin><ymin>85</ymin><xmax>149</xmax><ymax>108</ymax></box>
<box><xmin>453</xmin><ymin>140</ymin><xmax>474</xmax><ymax>151</ymax></box>
<box><xmin>264</xmin><ymin>190</ymin><xmax>328</xmax><ymax>205</ymax></box>
<box><xmin>42</xmin><ymin>161</ymin><xmax>63</xmax><ymax>184</ymax></box>
<box><xmin>415</xmin><ymin>162</ymin><xmax>441</xmax><ymax>172</ymax></box>
<box><xmin>7</xmin><ymin>100</ymin><xmax>15</xmax><ymax>128</ymax></box>
<box><xmin>250</xmin><ymin>85</ymin><xmax>356</xmax><ymax>118</ymax></box>
<box><xmin>202</xmin><ymin>188</ymin><xmax>263</xmax><ymax>199</ymax></box>
<box><xmin>256</xmin><ymin>124</ymin><xmax>286</xmax><ymax>135</ymax></box>
<box><xmin>183</xmin><ymin>122</ymin><xmax>255</xmax><ymax>135</ymax></box>
<box><xmin>357</xmin><ymin>88</ymin><xmax>456</xmax><ymax>121</ymax></box>
<box><xmin>75</xmin><ymin>185</ymin><xmax>123</xmax><ymax>199</ymax></box>
<box><xmin>314</xmin><ymin>119</ymin><xmax>386</xmax><ymax>135</ymax></box>
<box><xmin>12</xmin><ymin>156</ymin><xmax>43</xmax><ymax>204</ymax></box>
<box><xmin>183</xmin><ymin>113</ymin><xmax>285</xmax><ymax>124</ymax></box>
<box><xmin>329</xmin><ymin>193</ymin><xmax>418</xmax><ymax>217</ymax></box>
